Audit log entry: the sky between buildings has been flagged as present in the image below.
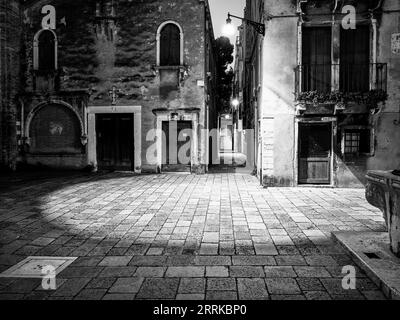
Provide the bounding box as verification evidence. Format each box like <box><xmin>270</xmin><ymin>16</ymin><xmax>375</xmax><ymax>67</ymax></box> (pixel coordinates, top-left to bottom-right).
<box><xmin>209</xmin><ymin>0</ymin><xmax>246</xmax><ymax>45</ymax></box>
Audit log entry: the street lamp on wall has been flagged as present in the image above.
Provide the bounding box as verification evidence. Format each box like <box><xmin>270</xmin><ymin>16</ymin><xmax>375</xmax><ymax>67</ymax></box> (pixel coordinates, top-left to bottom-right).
<box><xmin>223</xmin><ymin>12</ymin><xmax>265</xmax><ymax>37</ymax></box>
<box><xmin>222</xmin><ymin>15</ymin><xmax>236</xmax><ymax>37</ymax></box>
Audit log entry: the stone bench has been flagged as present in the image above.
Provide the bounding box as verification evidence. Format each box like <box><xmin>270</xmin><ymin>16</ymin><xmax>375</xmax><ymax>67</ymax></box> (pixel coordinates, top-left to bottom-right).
<box><xmin>366</xmin><ymin>170</ymin><xmax>400</xmax><ymax>257</ymax></box>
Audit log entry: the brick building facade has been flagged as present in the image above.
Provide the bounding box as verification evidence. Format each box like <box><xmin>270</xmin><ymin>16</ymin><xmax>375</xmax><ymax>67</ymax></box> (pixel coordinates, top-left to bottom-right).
<box><xmin>0</xmin><ymin>0</ymin><xmax>217</xmax><ymax>173</ymax></box>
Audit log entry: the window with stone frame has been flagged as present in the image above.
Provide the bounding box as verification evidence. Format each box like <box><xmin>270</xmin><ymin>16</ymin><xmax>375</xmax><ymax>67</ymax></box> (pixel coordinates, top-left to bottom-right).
<box><xmin>340</xmin><ymin>25</ymin><xmax>370</xmax><ymax>93</ymax></box>
<box><xmin>37</xmin><ymin>30</ymin><xmax>57</xmax><ymax>71</ymax></box>
<box><xmin>160</xmin><ymin>23</ymin><xmax>181</xmax><ymax>66</ymax></box>
<box><xmin>343</xmin><ymin>128</ymin><xmax>371</xmax><ymax>155</ymax></box>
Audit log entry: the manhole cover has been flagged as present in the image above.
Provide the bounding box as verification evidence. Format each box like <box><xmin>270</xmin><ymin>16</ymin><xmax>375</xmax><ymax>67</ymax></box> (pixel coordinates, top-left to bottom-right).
<box><xmin>0</xmin><ymin>256</ymin><xmax>77</xmax><ymax>278</ymax></box>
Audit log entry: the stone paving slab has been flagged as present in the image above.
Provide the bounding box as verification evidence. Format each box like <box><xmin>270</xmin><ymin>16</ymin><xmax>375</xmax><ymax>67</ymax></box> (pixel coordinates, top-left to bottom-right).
<box><xmin>178</xmin><ymin>278</ymin><xmax>205</xmax><ymax>294</ymax></box>
<box><xmin>207</xmin><ymin>278</ymin><xmax>236</xmax><ymax>291</ymax></box>
<box><xmin>264</xmin><ymin>266</ymin><xmax>297</xmax><ymax>278</ymax></box>
<box><xmin>136</xmin><ymin>278</ymin><xmax>179</xmax><ymax>299</ymax></box>
<box><xmin>0</xmin><ymin>172</ymin><xmax>388</xmax><ymax>300</ymax></box>
<box><xmin>176</xmin><ymin>293</ymin><xmax>205</xmax><ymax>300</ymax></box>
<box><xmin>237</xmin><ymin>278</ymin><xmax>269</xmax><ymax>300</ymax></box>
<box><xmin>109</xmin><ymin>277</ymin><xmax>143</xmax><ymax>294</ymax></box>
<box><xmin>206</xmin><ymin>266</ymin><xmax>229</xmax><ymax>277</ymax></box>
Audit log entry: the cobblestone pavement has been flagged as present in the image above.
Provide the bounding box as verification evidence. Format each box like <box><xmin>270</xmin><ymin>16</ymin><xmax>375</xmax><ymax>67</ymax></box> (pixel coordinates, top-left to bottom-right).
<box><xmin>0</xmin><ymin>172</ymin><xmax>387</xmax><ymax>300</ymax></box>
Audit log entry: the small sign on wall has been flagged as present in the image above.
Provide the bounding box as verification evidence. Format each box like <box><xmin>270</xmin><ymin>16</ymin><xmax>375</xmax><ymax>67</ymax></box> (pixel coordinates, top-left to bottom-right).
<box><xmin>392</xmin><ymin>33</ymin><xmax>400</xmax><ymax>54</ymax></box>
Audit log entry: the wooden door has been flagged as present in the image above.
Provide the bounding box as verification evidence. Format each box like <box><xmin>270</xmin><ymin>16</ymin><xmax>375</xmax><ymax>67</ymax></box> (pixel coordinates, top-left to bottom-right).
<box><xmin>298</xmin><ymin>123</ymin><xmax>332</xmax><ymax>184</ymax></box>
<box><xmin>96</xmin><ymin>114</ymin><xmax>134</xmax><ymax>170</ymax></box>
<box><xmin>162</xmin><ymin>121</ymin><xmax>192</xmax><ymax>172</ymax></box>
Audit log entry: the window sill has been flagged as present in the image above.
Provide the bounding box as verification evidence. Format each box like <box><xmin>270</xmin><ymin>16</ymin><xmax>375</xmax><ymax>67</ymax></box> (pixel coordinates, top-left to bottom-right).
<box><xmin>155</xmin><ymin>65</ymin><xmax>186</xmax><ymax>71</ymax></box>
<box><xmin>32</xmin><ymin>69</ymin><xmax>59</xmax><ymax>76</ymax></box>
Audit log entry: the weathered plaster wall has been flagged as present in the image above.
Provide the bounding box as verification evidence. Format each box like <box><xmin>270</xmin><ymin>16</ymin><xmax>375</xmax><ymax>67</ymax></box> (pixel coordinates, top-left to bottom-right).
<box><xmin>20</xmin><ymin>0</ymin><xmax>211</xmax><ymax>171</ymax></box>
<box><xmin>369</xmin><ymin>0</ymin><xmax>400</xmax><ymax>171</ymax></box>
<box><xmin>259</xmin><ymin>0</ymin><xmax>400</xmax><ymax>187</ymax></box>
<box><xmin>0</xmin><ymin>0</ymin><xmax>21</xmax><ymax>171</ymax></box>
<box><xmin>261</xmin><ymin>0</ymin><xmax>298</xmax><ymax>186</ymax></box>
<box><xmin>336</xmin><ymin>0</ymin><xmax>400</xmax><ymax>187</ymax></box>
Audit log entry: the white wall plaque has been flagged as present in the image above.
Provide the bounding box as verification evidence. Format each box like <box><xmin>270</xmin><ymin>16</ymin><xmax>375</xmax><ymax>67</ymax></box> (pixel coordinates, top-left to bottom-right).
<box><xmin>392</xmin><ymin>33</ymin><xmax>400</xmax><ymax>54</ymax></box>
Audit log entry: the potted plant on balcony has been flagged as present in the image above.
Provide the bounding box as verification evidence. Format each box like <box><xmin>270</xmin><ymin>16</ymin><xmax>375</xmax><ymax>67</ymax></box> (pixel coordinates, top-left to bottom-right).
<box><xmin>296</xmin><ymin>89</ymin><xmax>388</xmax><ymax>113</ymax></box>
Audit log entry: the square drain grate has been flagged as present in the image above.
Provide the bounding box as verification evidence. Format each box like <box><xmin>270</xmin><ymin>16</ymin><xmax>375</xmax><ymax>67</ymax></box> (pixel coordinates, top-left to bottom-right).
<box><xmin>0</xmin><ymin>256</ymin><xmax>77</xmax><ymax>279</ymax></box>
<box><xmin>363</xmin><ymin>252</ymin><xmax>381</xmax><ymax>260</ymax></box>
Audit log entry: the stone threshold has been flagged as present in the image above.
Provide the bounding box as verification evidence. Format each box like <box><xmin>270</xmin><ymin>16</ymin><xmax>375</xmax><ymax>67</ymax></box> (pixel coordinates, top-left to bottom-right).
<box><xmin>332</xmin><ymin>231</ymin><xmax>400</xmax><ymax>300</ymax></box>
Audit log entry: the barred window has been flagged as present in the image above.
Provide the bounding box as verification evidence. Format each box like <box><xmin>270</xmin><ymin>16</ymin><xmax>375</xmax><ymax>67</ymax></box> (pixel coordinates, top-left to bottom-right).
<box><xmin>340</xmin><ymin>25</ymin><xmax>370</xmax><ymax>93</ymax></box>
<box><xmin>344</xmin><ymin>129</ymin><xmax>371</xmax><ymax>154</ymax></box>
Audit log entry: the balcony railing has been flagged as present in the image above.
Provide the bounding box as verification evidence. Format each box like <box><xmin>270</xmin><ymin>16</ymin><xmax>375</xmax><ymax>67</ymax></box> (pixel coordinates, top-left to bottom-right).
<box><xmin>295</xmin><ymin>63</ymin><xmax>387</xmax><ymax>99</ymax></box>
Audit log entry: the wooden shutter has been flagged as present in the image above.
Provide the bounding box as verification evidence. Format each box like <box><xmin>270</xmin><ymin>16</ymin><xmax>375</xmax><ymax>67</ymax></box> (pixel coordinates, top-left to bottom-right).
<box><xmin>302</xmin><ymin>27</ymin><xmax>332</xmax><ymax>92</ymax></box>
<box><xmin>38</xmin><ymin>30</ymin><xmax>56</xmax><ymax>71</ymax></box>
<box><xmin>160</xmin><ymin>24</ymin><xmax>180</xmax><ymax>66</ymax></box>
<box><xmin>340</xmin><ymin>26</ymin><xmax>370</xmax><ymax>92</ymax></box>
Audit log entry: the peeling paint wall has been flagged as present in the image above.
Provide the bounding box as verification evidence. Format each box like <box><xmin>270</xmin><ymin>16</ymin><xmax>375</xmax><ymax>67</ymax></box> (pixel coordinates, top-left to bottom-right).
<box><xmin>17</xmin><ymin>0</ymin><xmax>216</xmax><ymax>171</ymax></box>
<box><xmin>260</xmin><ymin>0</ymin><xmax>297</xmax><ymax>187</ymax></box>
<box><xmin>255</xmin><ymin>0</ymin><xmax>400</xmax><ymax>187</ymax></box>
<box><xmin>370</xmin><ymin>0</ymin><xmax>400</xmax><ymax>172</ymax></box>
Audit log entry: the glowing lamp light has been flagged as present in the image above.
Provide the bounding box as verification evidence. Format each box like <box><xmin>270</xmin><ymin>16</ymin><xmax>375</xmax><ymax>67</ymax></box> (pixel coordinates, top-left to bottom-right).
<box><xmin>231</xmin><ymin>98</ymin><xmax>240</xmax><ymax>108</ymax></box>
<box><xmin>222</xmin><ymin>16</ymin><xmax>236</xmax><ymax>37</ymax></box>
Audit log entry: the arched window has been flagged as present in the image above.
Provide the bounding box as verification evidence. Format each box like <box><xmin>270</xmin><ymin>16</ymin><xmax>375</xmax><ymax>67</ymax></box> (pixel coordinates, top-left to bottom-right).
<box><xmin>157</xmin><ymin>21</ymin><xmax>183</xmax><ymax>67</ymax></box>
<box><xmin>160</xmin><ymin>24</ymin><xmax>180</xmax><ymax>66</ymax></box>
<box><xmin>33</xmin><ymin>29</ymin><xmax>57</xmax><ymax>71</ymax></box>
